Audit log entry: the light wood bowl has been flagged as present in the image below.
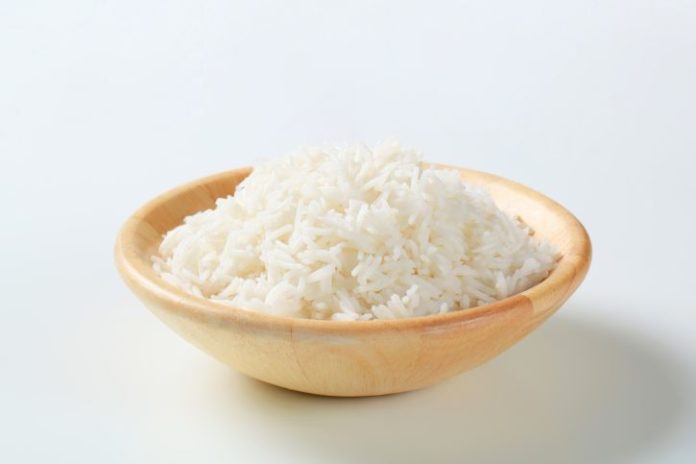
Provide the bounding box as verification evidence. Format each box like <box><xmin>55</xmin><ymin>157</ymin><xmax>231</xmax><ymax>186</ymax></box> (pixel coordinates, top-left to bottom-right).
<box><xmin>115</xmin><ymin>166</ymin><xmax>591</xmax><ymax>397</ymax></box>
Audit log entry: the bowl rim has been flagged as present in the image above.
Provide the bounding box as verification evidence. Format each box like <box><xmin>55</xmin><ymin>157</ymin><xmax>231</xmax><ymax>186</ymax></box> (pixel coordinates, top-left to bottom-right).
<box><xmin>115</xmin><ymin>166</ymin><xmax>591</xmax><ymax>333</ymax></box>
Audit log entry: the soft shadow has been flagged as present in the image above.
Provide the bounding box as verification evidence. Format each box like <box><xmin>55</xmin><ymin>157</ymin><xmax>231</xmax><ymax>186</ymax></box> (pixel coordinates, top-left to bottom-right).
<box><xmin>221</xmin><ymin>311</ymin><xmax>691</xmax><ymax>464</ymax></box>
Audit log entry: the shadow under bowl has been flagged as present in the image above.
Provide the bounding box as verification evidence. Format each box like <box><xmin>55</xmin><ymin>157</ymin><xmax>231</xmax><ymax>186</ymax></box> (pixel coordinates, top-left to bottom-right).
<box><xmin>115</xmin><ymin>166</ymin><xmax>591</xmax><ymax>397</ymax></box>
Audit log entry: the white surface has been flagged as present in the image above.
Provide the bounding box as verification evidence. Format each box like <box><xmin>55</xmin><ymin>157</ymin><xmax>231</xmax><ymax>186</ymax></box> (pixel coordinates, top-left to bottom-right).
<box><xmin>1</xmin><ymin>1</ymin><xmax>695</xmax><ymax>463</ymax></box>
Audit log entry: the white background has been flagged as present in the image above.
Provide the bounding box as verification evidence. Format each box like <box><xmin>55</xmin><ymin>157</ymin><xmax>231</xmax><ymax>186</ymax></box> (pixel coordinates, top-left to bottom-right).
<box><xmin>1</xmin><ymin>1</ymin><xmax>695</xmax><ymax>462</ymax></box>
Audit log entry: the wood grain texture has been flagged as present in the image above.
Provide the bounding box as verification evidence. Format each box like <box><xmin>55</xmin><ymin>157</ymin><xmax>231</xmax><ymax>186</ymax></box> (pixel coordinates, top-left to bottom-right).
<box><xmin>115</xmin><ymin>166</ymin><xmax>591</xmax><ymax>397</ymax></box>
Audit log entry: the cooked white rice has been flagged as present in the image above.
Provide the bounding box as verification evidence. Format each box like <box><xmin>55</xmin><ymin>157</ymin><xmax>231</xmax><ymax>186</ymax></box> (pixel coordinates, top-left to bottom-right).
<box><xmin>153</xmin><ymin>141</ymin><xmax>556</xmax><ymax>320</ymax></box>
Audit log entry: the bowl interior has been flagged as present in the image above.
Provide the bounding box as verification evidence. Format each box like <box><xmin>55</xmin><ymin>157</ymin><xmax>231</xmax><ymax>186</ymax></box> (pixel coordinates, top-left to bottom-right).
<box><xmin>119</xmin><ymin>166</ymin><xmax>590</xmax><ymax>326</ymax></box>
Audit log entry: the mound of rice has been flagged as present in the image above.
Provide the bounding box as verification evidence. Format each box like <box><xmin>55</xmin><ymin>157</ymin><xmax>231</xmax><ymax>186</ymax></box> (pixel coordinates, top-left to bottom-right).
<box><xmin>153</xmin><ymin>142</ymin><xmax>556</xmax><ymax>320</ymax></box>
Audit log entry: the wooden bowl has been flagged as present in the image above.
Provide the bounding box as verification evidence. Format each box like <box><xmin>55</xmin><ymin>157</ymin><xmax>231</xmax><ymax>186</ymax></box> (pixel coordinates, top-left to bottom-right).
<box><xmin>115</xmin><ymin>166</ymin><xmax>591</xmax><ymax>397</ymax></box>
